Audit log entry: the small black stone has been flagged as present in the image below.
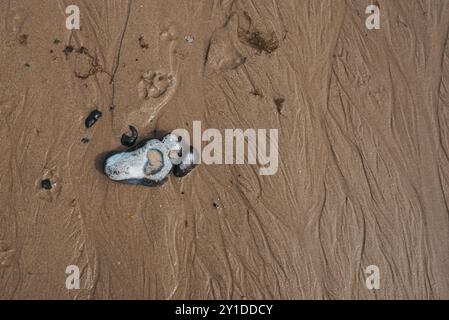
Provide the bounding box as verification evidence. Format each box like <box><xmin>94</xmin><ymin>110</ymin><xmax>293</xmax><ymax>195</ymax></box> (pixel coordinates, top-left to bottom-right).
<box><xmin>81</xmin><ymin>138</ymin><xmax>90</xmax><ymax>144</ymax></box>
<box><xmin>41</xmin><ymin>179</ymin><xmax>52</xmax><ymax>190</ymax></box>
<box><xmin>213</xmin><ymin>202</ymin><xmax>219</xmax><ymax>208</ymax></box>
<box><xmin>85</xmin><ymin>109</ymin><xmax>102</xmax><ymax>128</ymax></box>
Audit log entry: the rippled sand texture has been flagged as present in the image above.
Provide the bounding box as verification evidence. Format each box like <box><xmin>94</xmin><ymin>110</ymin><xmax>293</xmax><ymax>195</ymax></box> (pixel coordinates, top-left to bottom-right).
<box><xmin>1</xmin><ymin>0</ymin><xmax>449</xmax><ymax>299</ymax></box>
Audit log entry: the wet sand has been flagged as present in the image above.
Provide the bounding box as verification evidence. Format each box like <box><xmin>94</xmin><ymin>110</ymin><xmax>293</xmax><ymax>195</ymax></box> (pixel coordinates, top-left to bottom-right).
<box><xmin>1</xmin><ymin>0</ymin><xmax>449</xmax><ymax>299</ymax></box>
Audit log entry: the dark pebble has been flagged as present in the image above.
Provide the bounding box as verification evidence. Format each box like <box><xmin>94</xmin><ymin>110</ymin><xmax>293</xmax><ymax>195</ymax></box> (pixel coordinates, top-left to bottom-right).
<box><xmin>41</xmin><ymin>179</ymin><xmax>52</xmax><ymax>190</ymax></box>
<box><xmin>85</xmin><ymin>109</ymin><xmax>102</xmax><ymax>128</ymax></box>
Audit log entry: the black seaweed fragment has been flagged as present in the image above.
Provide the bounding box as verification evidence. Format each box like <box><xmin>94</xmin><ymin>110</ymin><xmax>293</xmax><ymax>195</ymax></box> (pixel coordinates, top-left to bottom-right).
<box><xmin>121</xmin><ymin>125</ymin><xmax>138</xmax><ymax>147</ymax></box>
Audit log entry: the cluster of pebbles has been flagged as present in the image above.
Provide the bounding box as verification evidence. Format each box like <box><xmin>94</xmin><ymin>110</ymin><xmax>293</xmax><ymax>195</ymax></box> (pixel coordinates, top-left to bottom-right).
<box><xmin>103</xmin><ymin>133</ymin><xmax>198</xmax><ymax>187</ymax></box>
